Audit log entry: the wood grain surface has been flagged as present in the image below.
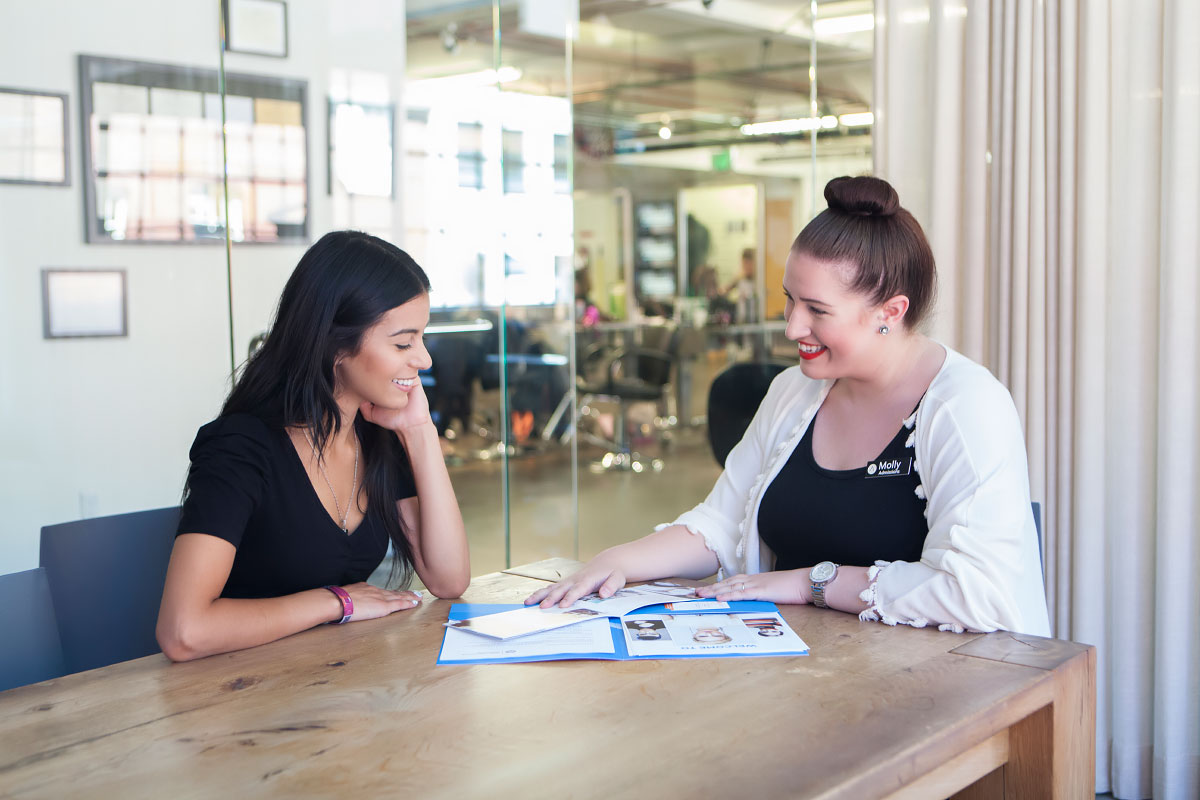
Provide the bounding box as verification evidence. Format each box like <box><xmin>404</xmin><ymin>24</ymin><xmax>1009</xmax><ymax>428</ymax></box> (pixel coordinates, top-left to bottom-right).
<box><xmin>0</xmin><ymin>564</ymin><xmax>1094</xmax><ymax>799</ymax></box>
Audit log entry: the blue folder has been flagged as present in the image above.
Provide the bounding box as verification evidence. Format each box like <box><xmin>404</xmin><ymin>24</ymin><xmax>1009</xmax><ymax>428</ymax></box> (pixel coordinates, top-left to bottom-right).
<box><xmin>438</xmin><ymin>601</ymin><xmax>809</xmax><ymax>665</ymax></box>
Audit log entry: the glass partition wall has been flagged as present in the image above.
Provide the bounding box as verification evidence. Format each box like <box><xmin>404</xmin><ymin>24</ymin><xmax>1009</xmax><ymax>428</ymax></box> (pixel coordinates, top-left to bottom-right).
<box><xmin>403</xmin><ymin>0</ymin><xmax>577</xmax><ymax>573</ymax></box>
<box><xmin>565</xmin><ymin>1</ymin><xmax>875</xmax><ymax>560</ymax></box>
<box><xmin>1</xmin><ymin>1</ymin><xmax>871</xmax><ymax>582</ymax></box>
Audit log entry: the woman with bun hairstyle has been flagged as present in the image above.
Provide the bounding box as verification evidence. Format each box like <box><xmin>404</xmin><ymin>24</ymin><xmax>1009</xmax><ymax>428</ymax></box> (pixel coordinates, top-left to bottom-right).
<box><xmin>529</xmin><ymin>176</ymin><xmax>1049</xmax><ymax>636</ymax></box>
<box><xmin>157</xmin><ymin>231</ymin><xmax>470</xmax><ymax>661</ymax></box>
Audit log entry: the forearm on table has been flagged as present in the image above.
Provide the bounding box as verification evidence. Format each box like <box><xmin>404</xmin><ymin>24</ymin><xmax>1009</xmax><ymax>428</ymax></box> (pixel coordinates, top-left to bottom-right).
<box><xmin>818</xmin><ymin>565</ymin><xmax>872</xmax><ymax>615</ymax></box>
<box><xmin>398</xmin><ymin>423</ymin><xmax>469</xmax><ymax>597</ymax></box>
<box><xmin>593</xmin><ymin>524</ymin><xmax>720</xmax><ymax>582</ymax></box>
<box><xmin>158</xmin><ymin>589</ymin><xmax>342</xmax><ymax>662</ymax></box>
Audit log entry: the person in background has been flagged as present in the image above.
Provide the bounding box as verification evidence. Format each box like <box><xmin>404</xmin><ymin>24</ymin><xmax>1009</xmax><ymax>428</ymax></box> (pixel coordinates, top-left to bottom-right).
<box><xmin>527</xmin><ymin>176</ymin><xmax>1050</xmax><ymax>637</ymax></box>
<box><xmin>725</xmin><ymin>247</ymin><xmax>758</xmax><ymax>325</ymax></box>
<box><xmin>575</xmin><ymin>260</ymin><xmax>609</xmax><ymax>327</ymax></box>
<box><xmin>157</xmin><ymin>231</ymin><xmax>470</xmax><ymax>661</ymax></box>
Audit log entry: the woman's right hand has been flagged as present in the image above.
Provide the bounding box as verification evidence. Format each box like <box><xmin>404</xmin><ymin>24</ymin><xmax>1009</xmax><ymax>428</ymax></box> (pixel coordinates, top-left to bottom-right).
<box><xmin>524</xmin><ymin>563</ymin><xmax>627</xmax><ymax>608</ymax></box>
<box><xmin>340</xmin><ymin>582</ymin><xmax>422</xmax><ymax>622</ymax></box>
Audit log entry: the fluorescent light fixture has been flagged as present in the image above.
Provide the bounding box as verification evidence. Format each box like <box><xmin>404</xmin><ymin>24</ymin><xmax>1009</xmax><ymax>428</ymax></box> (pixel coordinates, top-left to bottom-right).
<box><xmin>838</xmin><ymin>112</ymin><xmax>874</xmax><ymax>127</ymax></box>
<box><xmin>813</xmin><ymin>13</ymin><xmax>875</xmax><ymax>35</ymax></box>
<box><xmin>412</xmin><ymin>66</ymin><xmax>523</xmax><ymax>91</ymax></box>
<box><xmin>658</xmin><ymin>126</ymin><xmax>672</xmax><ymax>140</ymax></box>
<box><xmin>426</xmin><ymin>319</ymin><xmax>495</xmax><ymax>334</ymax></box>
<box><xmin>740</xmin><ymin>116</ymin><xmax>837</xmax><ymax>136</ymax></box>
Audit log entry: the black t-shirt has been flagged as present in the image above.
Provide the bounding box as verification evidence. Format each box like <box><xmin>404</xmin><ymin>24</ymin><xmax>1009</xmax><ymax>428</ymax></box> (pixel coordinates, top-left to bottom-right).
<box><xmin>177</xmin><ymin>414</ymin><xmax>417</xmax><ymax>599</ymax></box>
<box><xmin>757</xmin><ymin>418</ymin><xmax>928</xmax><ymax>571</ymax></box>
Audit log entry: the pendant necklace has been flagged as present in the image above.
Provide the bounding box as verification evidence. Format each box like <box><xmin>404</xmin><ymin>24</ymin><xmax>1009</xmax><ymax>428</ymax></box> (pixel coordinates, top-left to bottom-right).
<box><xmin>305</xmin><ymin>431</ymin><xmax>359</xmax><ymax>532</ymax></box>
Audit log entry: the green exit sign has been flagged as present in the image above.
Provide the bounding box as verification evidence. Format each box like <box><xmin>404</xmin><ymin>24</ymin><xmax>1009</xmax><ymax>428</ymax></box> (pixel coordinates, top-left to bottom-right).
<box><xmin>711</xmin><ymin>150</ymin><xmax>732</xmax><ymax>171</ymax></box>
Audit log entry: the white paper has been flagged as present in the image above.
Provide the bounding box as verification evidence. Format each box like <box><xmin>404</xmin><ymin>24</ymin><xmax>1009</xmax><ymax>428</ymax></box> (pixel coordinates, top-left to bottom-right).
<box><xmin>444</xmin><ymin>605</ymin><xmax>605</xmax><ymax>640</ymax></box>
<box><xmin>440</xmin><ymin>617</ymin><xmax>614</xmax><ymax>661</ymax></box>
<box><xmin>447</xmin><ymin>583</ymin><xmax>708</xmax><ymax>640</ymax></box>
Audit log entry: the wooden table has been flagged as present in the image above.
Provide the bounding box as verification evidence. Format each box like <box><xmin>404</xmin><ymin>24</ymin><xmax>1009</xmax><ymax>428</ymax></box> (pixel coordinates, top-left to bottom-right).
<box><xmin>0</xmin><ymin>561</ymin><xmax>1094</xmax><ymax>798</ymax></box>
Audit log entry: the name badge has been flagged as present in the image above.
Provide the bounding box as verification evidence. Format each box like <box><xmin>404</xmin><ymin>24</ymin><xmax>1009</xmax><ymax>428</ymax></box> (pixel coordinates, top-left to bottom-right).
<box><xmin>866</xmin><ymin>457</ymin><xmax>912</xmax><ymax>478</ymax></box>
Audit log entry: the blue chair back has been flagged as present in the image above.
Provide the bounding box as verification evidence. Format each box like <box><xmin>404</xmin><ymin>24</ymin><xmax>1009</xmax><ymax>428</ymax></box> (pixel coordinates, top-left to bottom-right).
<box><xmin>0</xmin><ymin>568</ymin><xmax>66</xmax><ymax>692</ymax></box>
<box><xmin>40</xmin><ymin>507</ymin><xmax>180</xmax><ymax>673</ymax></box>
<box><xmin>707</xmin><ymin>361</ymin><xmax>793</xmax><ymax>467</ymax></box>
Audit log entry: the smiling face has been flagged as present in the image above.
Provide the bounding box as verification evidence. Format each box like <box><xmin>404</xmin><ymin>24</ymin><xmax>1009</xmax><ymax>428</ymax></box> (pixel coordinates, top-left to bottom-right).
<box><xmin>334</xmin><ymin>293</ymin><xmax>432</xmax><ymax>410</ymax></box>
<box><xmin>782</xmin><ymin>251</ymin><xmax>901</xmax><ymax>381</ymax></box>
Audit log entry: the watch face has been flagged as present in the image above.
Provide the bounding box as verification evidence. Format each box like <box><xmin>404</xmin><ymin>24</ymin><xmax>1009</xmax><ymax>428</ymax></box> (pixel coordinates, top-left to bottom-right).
<box><xmin>810</xmin><ymin>561</ymin><xmax>837</xmax><ymax>583</ymax></box>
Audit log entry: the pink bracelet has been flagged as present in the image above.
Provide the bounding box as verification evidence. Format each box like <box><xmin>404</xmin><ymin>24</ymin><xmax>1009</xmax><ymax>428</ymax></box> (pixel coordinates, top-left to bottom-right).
<box><xmin>323</xmin><ymin>585</ymin><xmax>353</xmax><ymax>624</ymax></box>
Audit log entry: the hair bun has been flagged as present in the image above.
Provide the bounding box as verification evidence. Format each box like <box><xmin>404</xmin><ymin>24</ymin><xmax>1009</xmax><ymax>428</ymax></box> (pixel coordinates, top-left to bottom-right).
<box><xmin>824</xmin><ymin>175</ymin><xmax>900</xmax><ymax>217</ymax></box>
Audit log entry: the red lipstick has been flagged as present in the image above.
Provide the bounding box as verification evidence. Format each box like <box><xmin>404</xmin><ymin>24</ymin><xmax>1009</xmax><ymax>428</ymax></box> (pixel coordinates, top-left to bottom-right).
<box><xmin>798</xmin><ymin>346</ymin><xmax>827</xmax><ymax>361</ymax></box>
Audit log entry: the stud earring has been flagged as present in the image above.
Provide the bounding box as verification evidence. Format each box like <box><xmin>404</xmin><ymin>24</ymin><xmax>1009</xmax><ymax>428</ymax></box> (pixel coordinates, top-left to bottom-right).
<box><xmin>878</xmin><ymin>325</ymin><xmax>890</xmax><ymax>335</ymax></box>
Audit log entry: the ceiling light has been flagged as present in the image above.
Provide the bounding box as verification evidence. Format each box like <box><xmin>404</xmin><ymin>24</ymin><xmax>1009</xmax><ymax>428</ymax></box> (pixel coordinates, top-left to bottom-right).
<box><xmin>412</xmin><ymin>66</ymin><xmax>523</xmax><ymax>91</ymax></box>
<box><xmin>740</xmin><ymin>116</ymin><xmax>837</xmax><ymax>136</ymax></box>
<box><xmin>838</xmin><ymin>112</ymin><xmax>874</xmax><ymax>127</ymax></box>
<box><xmin>426</xmin><ymin>320</ymin><xmax>494</xmax><ymax>334</ymax></box>
<box><xmin>440</xmin><ymin>22</ymin><xmax>459</xmax><ymax>53</ymax></box>
<box><xmin>658</xmin><ymin>126</ymin><xmax>672</xmax><ymax>140</ymax></box>
<box><xmin>591</xmin><ymin>13</ymin><xmax>616</xmax><ymax>47</ymax></box>
<box><xmin>813</xmin><ymin>13</ymin><xmax>875</xmax><ymax>35</ymax></box>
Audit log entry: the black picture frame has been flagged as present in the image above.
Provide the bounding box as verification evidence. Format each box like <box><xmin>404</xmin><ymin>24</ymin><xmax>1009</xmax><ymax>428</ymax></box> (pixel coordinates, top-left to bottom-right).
<box><xmin>0</xmin><ymin>87</ymin><xmax>70</xmax><ymax>186</ymax></box>
<box><xmin>223</xmin><ymin>0</ymin><xmax>289</xmax><ymax>59</ymax></box>
<box><xmin>41</xmin><ymin>268</ymin><xmax>129</xmax><ymax>339</ymax></box>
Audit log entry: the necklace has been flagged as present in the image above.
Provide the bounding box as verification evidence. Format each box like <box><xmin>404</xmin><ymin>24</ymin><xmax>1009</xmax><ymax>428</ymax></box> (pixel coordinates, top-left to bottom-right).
<box><xmin>305</xmin><ymin>431</ymin><xmax>359</xmax><ymax>533</ymax></box>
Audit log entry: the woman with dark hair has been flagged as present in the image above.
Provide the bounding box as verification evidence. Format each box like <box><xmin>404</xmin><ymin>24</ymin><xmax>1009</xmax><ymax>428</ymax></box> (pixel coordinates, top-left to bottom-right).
<box><xmin>529</xmin><ymin>176</ymin><xmax>1049</xmax><ymax>637</ymax></box>
<box><xmin>157</xmin><ymin>231</ymin><xmax>469</xmax><ymax>661</ymax></box>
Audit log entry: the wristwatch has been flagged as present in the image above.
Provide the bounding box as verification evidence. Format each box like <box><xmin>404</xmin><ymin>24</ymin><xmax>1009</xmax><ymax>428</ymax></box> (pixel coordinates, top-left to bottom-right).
<box><xmin>809</xmin><ymin>561</ymin><xmax>839</xmax><ymax>608</ymax></box>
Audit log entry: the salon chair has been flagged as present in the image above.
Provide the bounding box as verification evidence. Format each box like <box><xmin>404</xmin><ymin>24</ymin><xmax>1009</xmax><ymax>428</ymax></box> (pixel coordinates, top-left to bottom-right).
<box><xmin>706</xmin><ymin>360</ymin><xmax>794</xmax><ymax>467</ymax></box>
<box><xmin>577</xmin><ymin>346</ymin><xmax>673</xmax><ymax>473</ymax></box>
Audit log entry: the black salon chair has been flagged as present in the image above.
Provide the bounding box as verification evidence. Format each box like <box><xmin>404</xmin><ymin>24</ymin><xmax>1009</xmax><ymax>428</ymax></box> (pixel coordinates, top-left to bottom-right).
<box><xmin>425</xmin><ymin>331</ymin><xmax>483</xmax><ymax>437</ymax></box>
<box><xmin>541</xmin><ymin>341</ymin><xmax>615</xmax><ymax>444</ymax></box>
<box><xmin>578</xmin><ymin>346</ymin><xmax>673</xmax><ymax>472</ymax></box>
<box><xmin>706</xmin><ymin>360</ymin><xmax>794</xmax><ymax>467</ymax></box>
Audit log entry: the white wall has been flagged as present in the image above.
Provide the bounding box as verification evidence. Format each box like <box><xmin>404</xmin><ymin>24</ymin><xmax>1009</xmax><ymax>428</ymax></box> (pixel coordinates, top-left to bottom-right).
<box><xmin>0</xmin><ymin>0</ymin><xmax>406</xmax><ymax>572</ymax></box>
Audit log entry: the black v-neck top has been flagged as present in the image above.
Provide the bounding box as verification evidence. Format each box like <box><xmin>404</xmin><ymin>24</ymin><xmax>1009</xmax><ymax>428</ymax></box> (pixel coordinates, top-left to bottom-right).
<box><xmin>177</xmin><ymin>413</ymin><xmax>416</xmax><ymax>599</ymax></box>
<box><xmin>757</xmin><ymin>417</ymin><xmax>928</xmax><ymax>572</ymax></box>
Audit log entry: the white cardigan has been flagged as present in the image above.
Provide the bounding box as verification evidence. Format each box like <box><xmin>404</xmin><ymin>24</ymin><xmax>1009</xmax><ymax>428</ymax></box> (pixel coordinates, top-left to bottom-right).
<box><xmin>664</xmin><ymin>346</ymin><xmax>1051</xmax><ymax>637</ymax></box>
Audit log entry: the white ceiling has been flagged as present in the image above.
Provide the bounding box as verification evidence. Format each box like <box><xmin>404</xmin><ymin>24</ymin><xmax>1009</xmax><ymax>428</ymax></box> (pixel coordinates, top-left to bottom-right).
<box><xmin>407</xmin><ymin>0</ymin><xmax>874</xmax><ymax>165</ymax></box>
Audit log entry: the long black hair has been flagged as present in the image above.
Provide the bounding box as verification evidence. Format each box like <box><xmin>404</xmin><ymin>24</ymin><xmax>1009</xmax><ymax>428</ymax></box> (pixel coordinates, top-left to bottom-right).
<box><xmin>223</xmin><ymin>230</ymin><xmax>431</xmax><ymax>587</ymax></box>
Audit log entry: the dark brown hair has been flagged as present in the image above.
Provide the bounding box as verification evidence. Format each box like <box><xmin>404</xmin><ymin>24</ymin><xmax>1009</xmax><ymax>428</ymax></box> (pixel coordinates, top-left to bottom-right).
<box><xmin>791</xmin><ymin>176</ymin><xmax>936</xmax><ymax>329</ymax></box>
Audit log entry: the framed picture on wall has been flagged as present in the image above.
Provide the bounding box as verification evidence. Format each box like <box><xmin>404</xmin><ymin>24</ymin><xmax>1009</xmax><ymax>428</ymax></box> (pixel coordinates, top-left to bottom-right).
<box><xmin>223</xmin><ymin>0</ymin><xmax>289</xmax><ymax>58</ymax></box>
<box><xmin>78</xmin><ymin>54</ymin><xmax>309</xmax><ymax>244</ymax></box>
<box><xmin>0</xmin><ymin>87</ymin><xmax>69</xmax><ymax>186</ymax></box>
<box><xmin>327</xmin><ymin>99</ymin><xmax>395</xmax><ymax>198</ymax></box>
<box><xmin>41</xmin><ymin>269</ymin><xmax>128</xmax><ymax>339</ymax></box>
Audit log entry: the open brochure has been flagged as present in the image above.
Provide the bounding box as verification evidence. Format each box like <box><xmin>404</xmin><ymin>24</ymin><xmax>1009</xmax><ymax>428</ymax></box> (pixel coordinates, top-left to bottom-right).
<box><xmin>443</xmin><ymin>582</ymin><xmax>708</xmax><ymax>641</ymax></box>
<box><xmin>437</xmin><ymin>601</ymin><xmax>809</xmax><ymax>665</ymax></box>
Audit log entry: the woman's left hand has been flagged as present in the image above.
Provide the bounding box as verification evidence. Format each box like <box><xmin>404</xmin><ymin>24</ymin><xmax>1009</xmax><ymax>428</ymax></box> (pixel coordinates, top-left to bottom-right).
<box><xmin>360</xmin><ymin>382</ymin><xmax>433</xmax><ymax>435</ymax></box>
<box><xmin>695</xmin><ymin>570</ymin><xmax>811</xmax><ymax>605</ymax></box>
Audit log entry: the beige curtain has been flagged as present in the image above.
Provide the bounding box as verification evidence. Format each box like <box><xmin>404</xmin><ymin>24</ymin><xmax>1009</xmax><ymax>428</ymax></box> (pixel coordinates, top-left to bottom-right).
<box><xmin>873</xmin><ymin>1</ymin><xmax>1200</xmax><ymax>797</ymax></box>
